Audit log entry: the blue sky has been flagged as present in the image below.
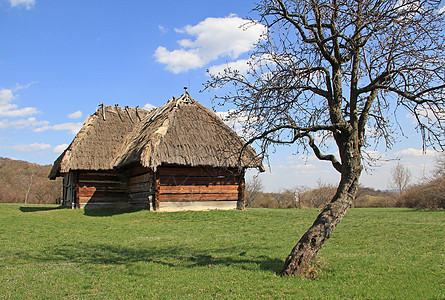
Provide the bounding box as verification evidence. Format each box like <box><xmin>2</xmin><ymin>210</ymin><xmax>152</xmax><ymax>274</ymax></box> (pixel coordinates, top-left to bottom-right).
<box><xmin>0</xmin><ymin>0</ymin><xmax>443</xmax><ymax>192</ymax></box>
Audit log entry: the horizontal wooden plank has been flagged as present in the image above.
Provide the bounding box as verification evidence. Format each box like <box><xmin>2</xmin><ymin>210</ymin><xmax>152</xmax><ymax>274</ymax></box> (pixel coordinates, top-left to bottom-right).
<box><xmin>129</xmin><ymin>188</ymin><xmax>152</xmax><ymax>194</ymax></box>
<box><xmin>128</xmin><ymin>173</ymin><xmax>152</xmax><ymax>185</ymax></box>
<box><xmin>160</xmin><ymin>185</ymin><xmax>239</xmax><ymax>194</ymax></box>
<box><xmin>78</xmin><ymin>186</ymin><xmax>125</xmax><ymax>193</ymax></box>
<box><xmin>128</xmin><ymin>182</ymin><xmax>153</xmax><ymax>190</ymax></box>
<box><xmin>160</xmin><ymin>176</ymin><xmax>239</xmax><ymax>186</ymax></box>
<box><xmin>159</xmin><ymin>201</ymin><xmax>237</xmax><ymax>212</ymax></box>
<box><xmin>79</xmin><ymin>196</ymin><xmax>127</xmax><ymax>203</ymax></box>
<box><xmin>128</xmin><ymin>165</ymin><xmax>151</xmax><ymax>177</ymax></box>
<box><xmin>129</xmin><ymin>197</ymin><xmax>150</xmax><ymax>203</ymax></box>
<box><xmin>129</xmin><ymin>198</ymin><xmax>151</xmax><ymax>204</ymax></box>
<box><xmin>78</xmin><ymin>182</ymin><xmax>125</xmax><ymax>188</ymax></box>
<box><xmin>158</xmin><ymin>166</ymin><xmax>240</xmax><ymax>177</ymax></box>
<box><xmin>158</xmin><ymin>193</ymin><xmax>238</xmax><ymax>202</ymax></box>
<box><xmin>78</xmin><ymin>174</ymin><xmax>122</xmax><ymax>182</ymax></box>
<box><xmin>78</xmin><ymin>180</ymin><xmax>125</xmax><ymax>186</ymax></box>
<box><xmin>129</xmin><ymin>191</ymin><xmax>151</xmax><ymax>198</ymax></box>
<box><xmin>78</xmin><ymin>171</ymin><xmax>120</xmax><ymax>177</ymax></box>
<box><xmin>78</xmin><ymin>190</ymin><xmax>126</xmax><ymax>198</ymax></box>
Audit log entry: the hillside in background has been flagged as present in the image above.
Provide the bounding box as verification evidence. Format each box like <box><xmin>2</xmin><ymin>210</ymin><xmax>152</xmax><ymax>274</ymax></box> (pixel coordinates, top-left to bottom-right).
<box><xmin>0</xmin><ymin>157</ymin><xmax>61</xmax><ymax>204</ymax></box>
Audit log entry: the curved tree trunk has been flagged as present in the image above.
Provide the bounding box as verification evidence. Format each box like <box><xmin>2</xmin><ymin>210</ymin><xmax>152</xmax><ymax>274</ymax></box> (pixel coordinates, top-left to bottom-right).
<box><xmin>280</xmin><ymin>160</ymin><xmax>362</xmax><ymax>276</ymax></box>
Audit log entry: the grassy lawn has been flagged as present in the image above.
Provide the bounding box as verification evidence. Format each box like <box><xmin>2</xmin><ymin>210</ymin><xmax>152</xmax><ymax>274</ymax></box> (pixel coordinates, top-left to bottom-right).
<box><xmin>0</xmin><ymin>204</ymin><xmax>443</xmax><ymax>299</ymax></box>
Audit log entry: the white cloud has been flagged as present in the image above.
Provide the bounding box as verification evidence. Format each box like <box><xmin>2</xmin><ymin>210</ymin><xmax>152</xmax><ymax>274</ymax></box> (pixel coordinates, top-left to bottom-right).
<box><xmin>158</xmin><ymin>25</ymin><xmax>168</xmax><ymax>34</ymax></box>
<box><xmin>439</xmin><ymin>5</ymin><xmax>445</xmax><ymax>14</ymax></box>
<box><xmin>13</xmin><ymin>143</ymin><xmax>51</xmax><ymax>152</ymax></box>
<box><xmin>208</xmin><ymin>59</ymin><xmax>251</xmax><ymax>76</ymax></box>
<box><xmin>67</xmin><ymin>110</ymin><xmax>82</xmax><ymax>119</ymax></box>
<box><xmin>0</xmin><ymin>86</ymin><xmax>38</xmax><ymax>117</ymax></box>
<box><xmin>0</xmin><ymin>117</ymin><xmax>49</xmax><ymax>130</ymax></box>
<box><xmin>143</xmin><ymin>103</ymin><xmax>156</xmax><ymax>111</ymax></box>
<box><xmin>34</xmin><ymin>122</ymin><xmax>83</xmax><ymax>135</ymax></box>
<box><xmin>216</xmin><ymin>109</ymin><xmax>251</xmax><ymax>138</ymax></box>
<box><xmin>154</xmin><ymin>15</ymin><xmax>266</xmax><ymax>73</ymax></box>
<box><xmin>8</xmin><ymin>0</ymin><xmax>35</xmax><ymax>9</ymax></box>
<box><xmin>208</xmin><ymin>54</ymin><xmax>274</xmax><ymax>76</ymax></box>
<box><xmin>394</xmin><ymin>148</ymin><xmax>436</xmax><ymax>157</ymax></box>
<box><xmin>53</xmin><ymin>144</ymin><xmax>68</xmax><ymax>153</ymax></box>
<box><xmin>290</xmin><ymin>164</ymin><xmax>317</xmax><ymax>170</ymax></box>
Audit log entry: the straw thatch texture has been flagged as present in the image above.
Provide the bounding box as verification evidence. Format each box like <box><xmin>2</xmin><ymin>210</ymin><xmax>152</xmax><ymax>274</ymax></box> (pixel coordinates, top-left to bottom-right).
<box><xmin>49</xmin><ymin>106</ymin><xmax>149</xmax><ymax>179</ymax></box>
<box><xmin>115</xmin><ymin>93</ymin><xmax>264</xmax><ymax>171</ymax></box>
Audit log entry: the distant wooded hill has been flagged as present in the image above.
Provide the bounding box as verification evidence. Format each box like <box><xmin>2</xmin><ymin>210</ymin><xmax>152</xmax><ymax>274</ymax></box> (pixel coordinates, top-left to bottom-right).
<box><xmin>0</xmin><ymin>157</ymin><xmax>61</xmax><ymax>204</ymax></box>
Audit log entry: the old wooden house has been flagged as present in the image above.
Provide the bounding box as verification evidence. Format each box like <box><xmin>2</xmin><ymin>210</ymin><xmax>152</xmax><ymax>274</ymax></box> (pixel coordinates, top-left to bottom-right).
<box><xmin>49</xmin><ymin>93</ymin><xmax>263</xmax><ymax>211</ymax></box>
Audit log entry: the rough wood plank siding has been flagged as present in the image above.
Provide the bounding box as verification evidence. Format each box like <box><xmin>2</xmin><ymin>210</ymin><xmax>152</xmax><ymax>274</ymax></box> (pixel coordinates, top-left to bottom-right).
<box><xmin>156</xmin><ymin>166</ymin><xmax>243</xmax><ymax>211</ymax></box>
<box><xmin>159</xmin><ymin>201</ymin><xmax>238</xmax><ymax>212</ymax></box>
<box><xmin>126</xmin><ymin>165</ymin><xmax>153</xmax><ymax>209</ymax></box>
<box><xmin>77</xmin><ymin>171</ymin><xmax>127</xmax><ymax>208</ymax></box>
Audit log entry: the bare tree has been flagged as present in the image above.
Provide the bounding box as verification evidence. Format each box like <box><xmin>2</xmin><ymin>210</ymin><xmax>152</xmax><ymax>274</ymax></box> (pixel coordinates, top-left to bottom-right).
<box><xmin>389</xmin><ymin>163</ymin><xmax>412</xmax><ymax>194</ymax></box>
<box><xmin>245</xmin><ymin>174</ymin><xmax>264</xmax><ymax>207</ymax></box>
<box><xmin>24</xmin><ymin>172</ymin><xmax>33</xmax><ymax>204</ymax></box>
<box><xmin>434</xmin><ymin>152</ymin><xmax>445</xmax><ymax>178</ymax></box>
<box><xmin>206</xmin><ymin>0</ymin><xmax>445</xmax><ymax>276</ymax></box>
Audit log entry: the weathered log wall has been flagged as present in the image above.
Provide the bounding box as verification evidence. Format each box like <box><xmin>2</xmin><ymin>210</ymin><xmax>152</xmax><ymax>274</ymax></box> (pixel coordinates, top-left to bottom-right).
<box><xmin>62</xmin><ymin>165</ymin><xmax>245</xmax><ymax>211</ymax></box>
<box><xmin>126</xmin><ymin>165</ymin><xmax>153</xmax><ymax>209</ymax></box>
<box><xmin>77</xmin><ymin>171</ymin><xmax>127</xmax><ymax>209</ymax></box>
<box><xmin>156</xmin><ymin>166</ymin><xmax>243</xmax><ymax>211</ymax></box>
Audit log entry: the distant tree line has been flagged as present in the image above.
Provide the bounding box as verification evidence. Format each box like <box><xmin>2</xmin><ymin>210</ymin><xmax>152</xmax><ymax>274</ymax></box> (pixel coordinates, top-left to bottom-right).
<box><xmin>396</xmin><ymin>153</ymin><xmax>445</xmax><ymax>210</ymax></box>
<box><xmin>246</xmin><ymin>180</ymin><xmax>397</xmax><ymax>209</ymax></box>
<box><xmin>247</xmin><ymin>153</ymin><xmax>445</xmax><ymax>210</ymax></box>
<box><xmin>0</xmin><ymin>157</ymin><xmax>61</xmax><ymax>204</ymax></box>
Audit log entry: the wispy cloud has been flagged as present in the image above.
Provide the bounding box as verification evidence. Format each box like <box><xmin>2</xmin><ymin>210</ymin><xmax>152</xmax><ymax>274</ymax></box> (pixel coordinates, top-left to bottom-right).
<box><xmin>208</xmin><ymin>54</ymin><xmax>274</xmax><ymax>76</ymax></box>
<box><xmin>0</xmin><ymin>117</ymin><xmax>49</xmax><ymax>130</ymax></box>
<box><xmin>53</xmin><ymin>144</ymin><xmax>68</xmax><ymax>153</ymax></box>
<box><xmin>208</xmin><ymin>59</ymin><xmax>251</xmax><ymax>76</ymax></box>
<box><xmin>13</xmin><ymin>142</ymin><xmax>51</xmax><ymax>152</ymax></box>
<box><xmin>158</xmin><ymin>25</ymin><xmax>168</xmax><ymax>34</ymax></box>
<box><xmin>394</xmin><ymin>148</ymin><xmax>436</xmax><ymax>157</ymax></box>
<box><xmin>143</xmin><ymin>103</ymin><xmax>156</xmax><ymax>111</ymax></box>
<box><xmin>34</xmin><ymin>122</ymin><xmax>83</xmax><ymax>135</ymax></box>
<box><xmin>0</xmin><ymin>86</ymin><xmax>38</xmax><ymax>117</ymax></box>
<box><xmin>67</xmin><ymin>110</ymin><xmax>82</xmax><ymax>119</ymax></box>
<box><xmin>8</xmin><ymin>0</ymin><xmax>35</xmax><ymax>10</ymax></box>
<box><xmin>154</xmin><ymin>14</ymin><xmax>266</xmax><ymax>73</ymax></box>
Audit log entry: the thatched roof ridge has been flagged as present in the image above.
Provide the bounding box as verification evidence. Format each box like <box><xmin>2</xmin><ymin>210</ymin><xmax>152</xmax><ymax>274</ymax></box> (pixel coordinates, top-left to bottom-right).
<box><xmin>49</xmin><ymin>105</ymin><xmax>149</xmax><ymax>179</ymax></box>
<box><xmin>114</xmin><ymin>93</ymin><xmax>264</xmax><ymax>171</ymax></box>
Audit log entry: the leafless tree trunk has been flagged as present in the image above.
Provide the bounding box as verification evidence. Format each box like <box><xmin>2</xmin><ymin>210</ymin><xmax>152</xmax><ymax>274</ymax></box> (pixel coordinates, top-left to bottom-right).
<box><xmin>25</xmin><ymin>173</ymin><xmax>34</xmax><ymax>204</ymax></box>
<box><xmin>205</xmin><ymin>0</ymin><xmax>445</xmax><ymax>276</ymax></box>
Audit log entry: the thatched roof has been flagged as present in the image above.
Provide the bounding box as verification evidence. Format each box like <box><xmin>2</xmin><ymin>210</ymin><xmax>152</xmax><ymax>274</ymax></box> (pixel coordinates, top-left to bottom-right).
<box><xmin>49</xmin><ymin>105</ymin><xmax>149</xmax><ymax>179</ymax></box>
<box><xmin>114</xmin><ymin>93</ymin><xmax>264</xmax><ymax>171</ymax></box>
<box><xmin>50</xmin><ymin>93</ymin><xmax>263</xmax><ymax>179</ymax></box>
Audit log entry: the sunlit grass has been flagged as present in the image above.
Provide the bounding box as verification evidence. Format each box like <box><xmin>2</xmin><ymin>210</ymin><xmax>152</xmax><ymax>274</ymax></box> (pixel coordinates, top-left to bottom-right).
<box><xmin>0</xmin><ymin>204</ymin><xmax>443</xmax><ymax>299</ymax></box>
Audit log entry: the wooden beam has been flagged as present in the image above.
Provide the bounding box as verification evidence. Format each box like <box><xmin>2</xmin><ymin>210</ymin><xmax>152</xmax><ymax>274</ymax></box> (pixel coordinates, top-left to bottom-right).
<box><xmin>160</xmin><ymin>176</ymin><xmax>239</xmax><ymax>186</ymax></box>
<box><xmin>159</xmin><ymin>184</ymin><xmax>239</xmax><ymax>194</ymax></box>
<box><xmin>158</xmin><ymin>193</ymin><xmax>238</xmax><ymax>202</ymax></box>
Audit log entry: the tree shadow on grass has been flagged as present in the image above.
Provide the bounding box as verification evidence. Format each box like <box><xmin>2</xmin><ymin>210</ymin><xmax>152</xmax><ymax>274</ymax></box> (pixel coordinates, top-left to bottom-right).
<box><xmin>30</xmin><ymin>243</ymin><xmax>284</xmax><ymax>274</ymax></box>
<box><xmin>19</xmin><ymin>206</ymin><xmax>64</xmax><ymax>213</ymax></box>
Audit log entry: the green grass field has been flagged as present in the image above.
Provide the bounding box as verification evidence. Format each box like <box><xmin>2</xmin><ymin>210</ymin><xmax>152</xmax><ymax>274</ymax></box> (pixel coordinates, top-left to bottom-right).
<box><xmin>0</xmin><ymin>204</ymin><xmax>443</xmax><ymax>299</ymax></box>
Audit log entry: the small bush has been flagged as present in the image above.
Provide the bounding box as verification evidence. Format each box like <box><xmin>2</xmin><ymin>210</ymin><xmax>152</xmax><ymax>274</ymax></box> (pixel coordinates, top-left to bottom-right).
<box><xmin>397</xmin><ymin>176</ymin><xmax>445</xmax><ymax>209</ymax></box>
<box><xmin>299</xmin><ymin>182</ymin><xmax>336</xmax><ymax>208</ymax></box>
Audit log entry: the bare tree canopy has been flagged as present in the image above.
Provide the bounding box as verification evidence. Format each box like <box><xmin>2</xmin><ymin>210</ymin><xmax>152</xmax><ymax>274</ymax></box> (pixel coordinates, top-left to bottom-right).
<box><xmin>205</xmin><ymin>0</ymin><xmax>445</xmax><ymax>276</ymax></box>
<box><xmin>245</xmin><ymin>174</ymin><xmax>264</xmax><ymax>207</ymax></box>
<box><xmin>389</xmin><ymin>163</ymin><xmax>412</xmax><ymax>194</ymax></box>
